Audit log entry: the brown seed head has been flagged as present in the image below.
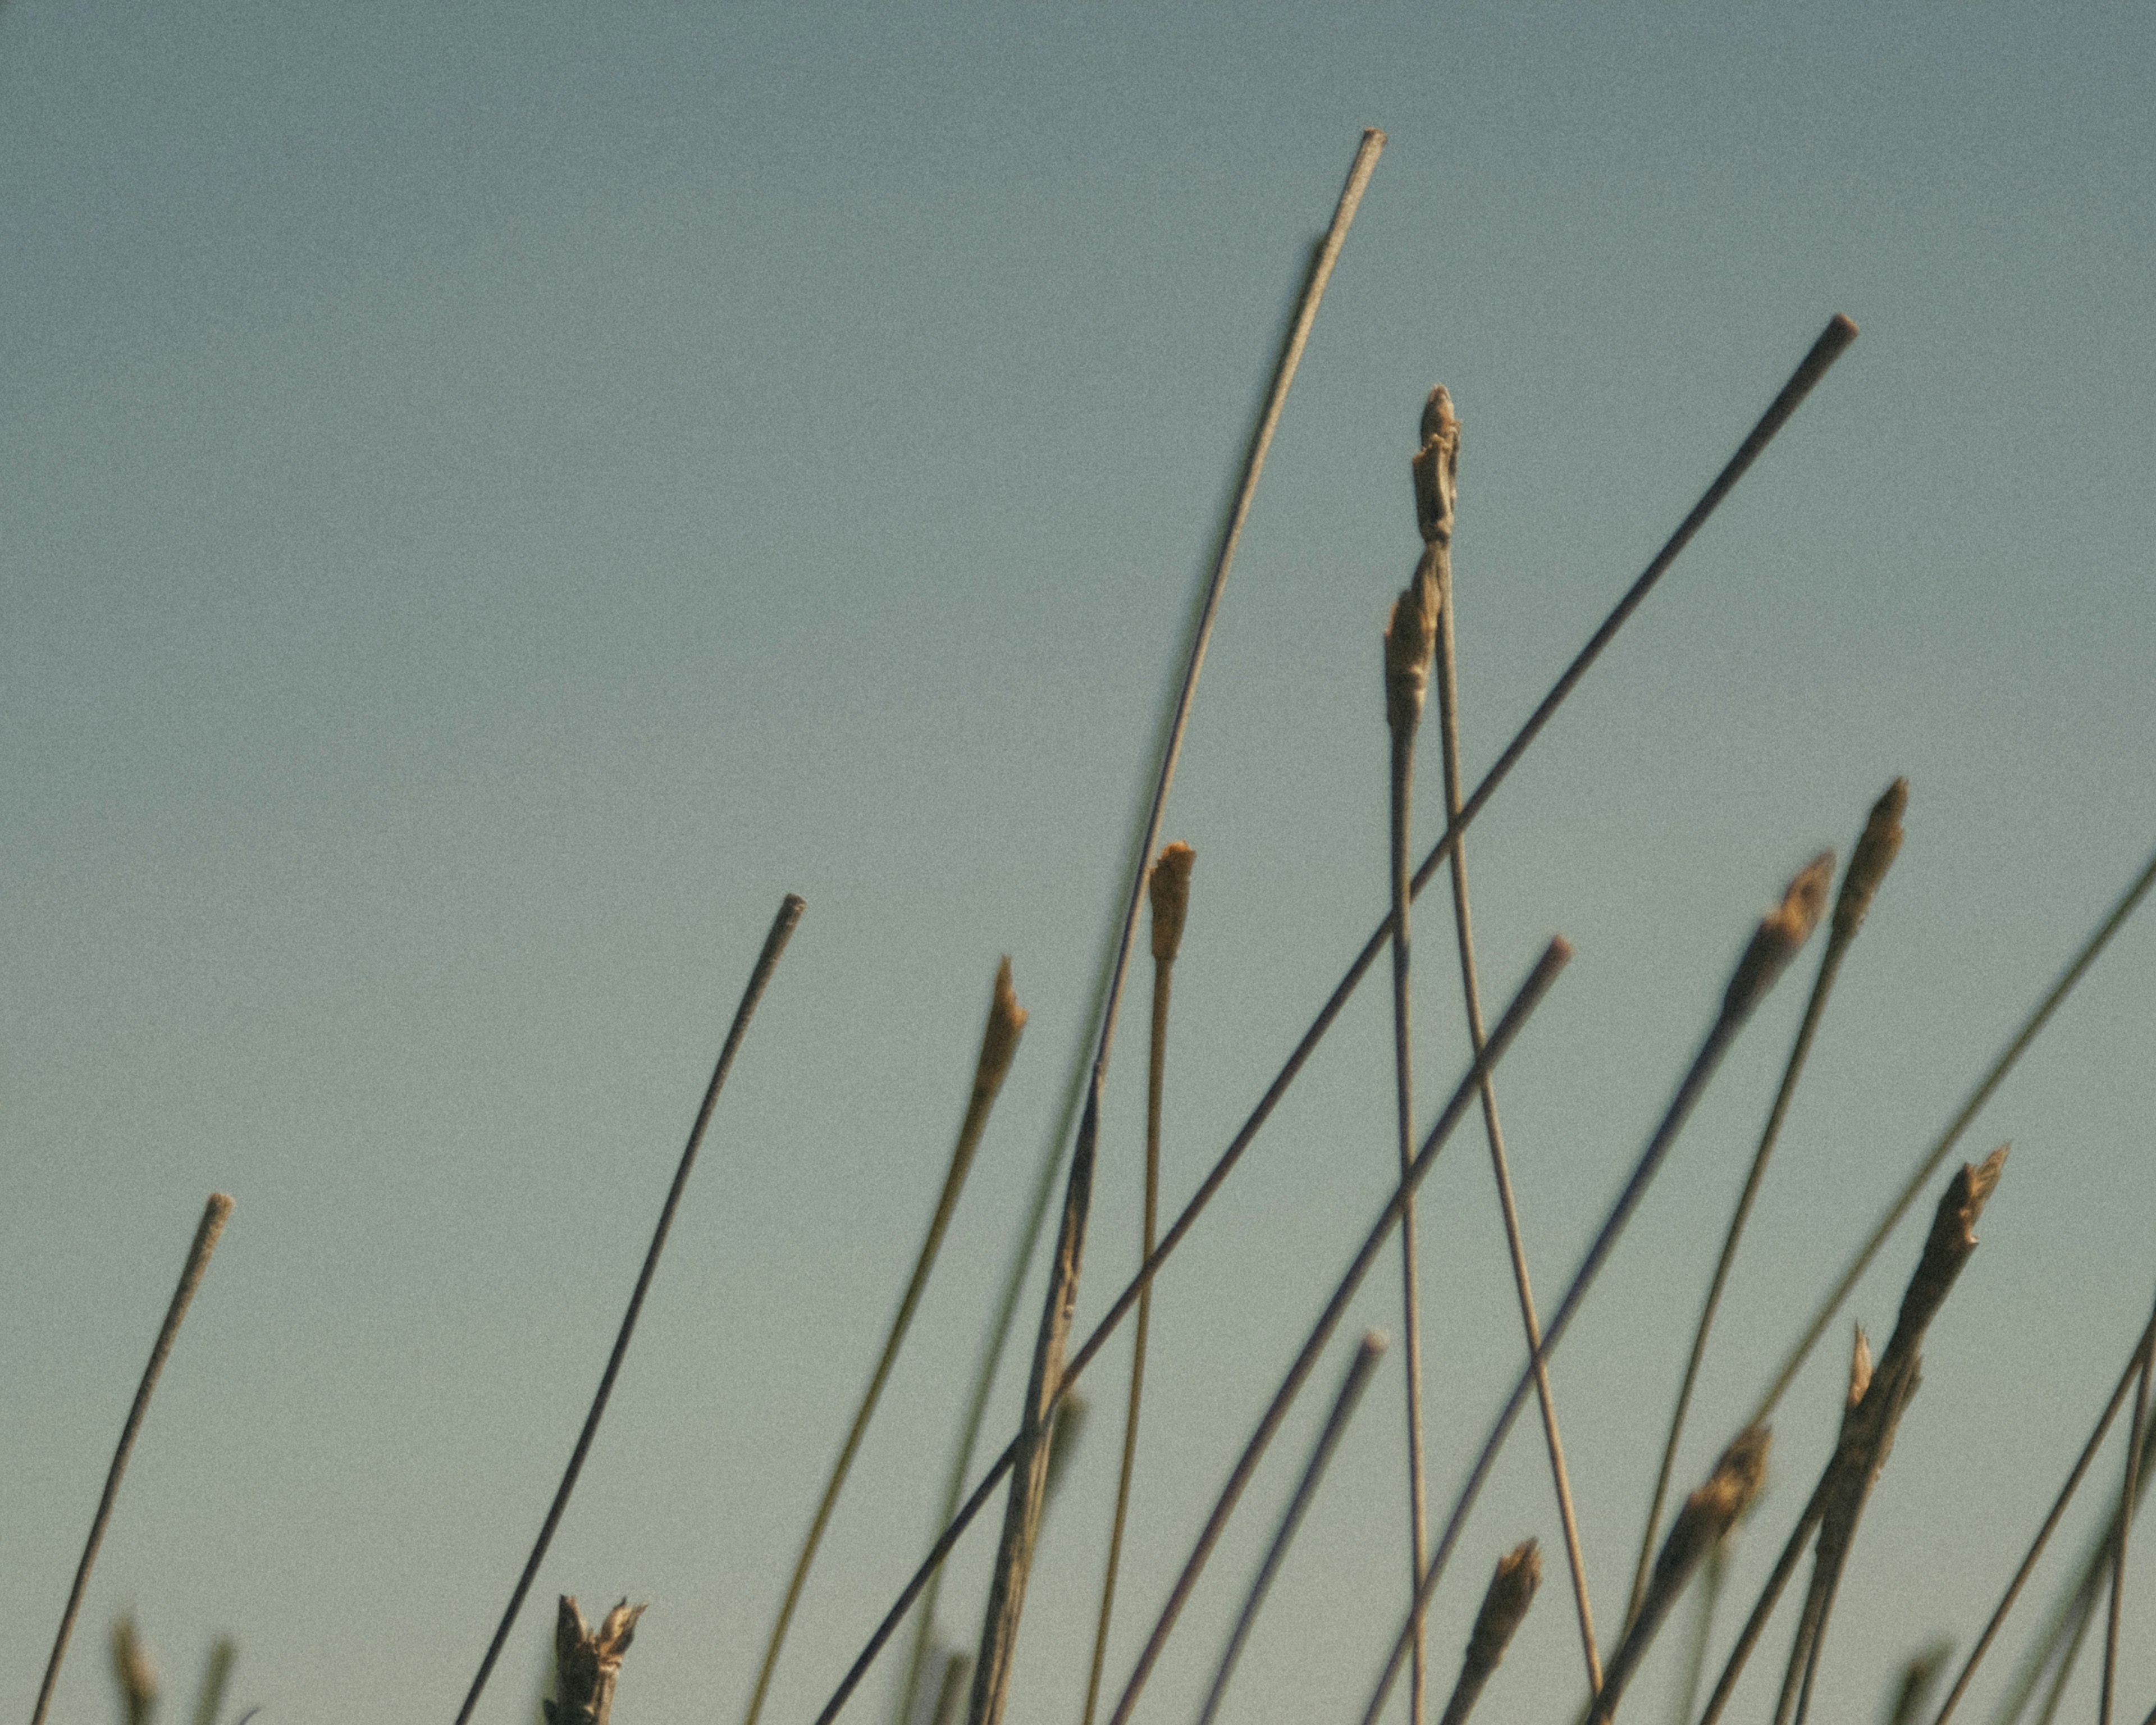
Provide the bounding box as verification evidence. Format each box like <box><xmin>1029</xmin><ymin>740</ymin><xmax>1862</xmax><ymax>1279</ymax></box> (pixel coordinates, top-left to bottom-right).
<box><xmin>974</xmin><ymin>957</ymin><xmax>1029</xmax><ymax>1095</ymax></box>
<box><xmin>1412</xmin><ymin>385</ymin><xmax>1461</xmax><ymax>546</ymax></box>
<box><xmin>1383</xmin><ymin>565</ymin><xmax>1440</xmax><ymax>733</ymax></box>
<box><xmin>1894</xmin><ymin>1145</ymin><xmax>2008</xmax><ymax>1344</ymax></box>
<box><xmin>1722</xmin><ymin>851</ymin><xmax>1835</xmax><ymax>1024</ymax></box>
<box><xmin>1687</xmin><ymin>1423</ymin><xmax>1771</xmax><ymax>1547</ymax></box>
<box><xmin>1148</xmin><ymin>841</ymin><xmax>1196</xmax><ymax>962</ymax></box>
<box><xmin>1463</xmin><ymin>1539</ymin><xmax>1541</xmax><ymax>1676</ymax></box>
<box><xmin>1846</xmin><ymin>1325</ymin><xmax>1873</xmax><ymax>1412</ymax></box>
<box><xmin>1833</xmin><ymin>777</ymin><xmax>1908</xmax><ymax>942</ymax></box>
<box><xmin>549</xmin><ymin>1596</ymin><xmax>647</xmax><ymax>1725</ymax></box>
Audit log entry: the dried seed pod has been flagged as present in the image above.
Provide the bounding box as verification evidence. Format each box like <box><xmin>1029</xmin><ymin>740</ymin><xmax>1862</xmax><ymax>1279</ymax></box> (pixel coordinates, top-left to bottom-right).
<box><xmin>1723</xmin><ymin>852</ymin><xmax>1836</xmax><ymax>1023</ymax></box>
<box><xmin>1436</xmin><ymin>1541</ymin><xmax>1540</xmax><ymax>1725</ymax></box>
<box><xmin>1383</xmin><ymin>567</ymin><xmax>1440</xmax><ymax>736</ymax></box>
<box><xmin>1833</xmin><ymin>778</ymin><xmax>1908</xmax><ymax>943</ymax></box>
<box><xmin>547</xmin><ymin>1596</ymin><xmax>646</xmax><ymax>1725</ymax></box>
<box><xmin>975</xmin><ymin>958</ymin><xmax>1030</xmax><ymax>1098</ymax></box>
<box><xmin>1412</xmin><ymin>385</ymin><xmax>1461</xmax><ymax>546</ymax></box>
<box><xmin>1148</xmin><ymin>842</ymin><xmax>1197</xmax><ymax>962</ymax></box>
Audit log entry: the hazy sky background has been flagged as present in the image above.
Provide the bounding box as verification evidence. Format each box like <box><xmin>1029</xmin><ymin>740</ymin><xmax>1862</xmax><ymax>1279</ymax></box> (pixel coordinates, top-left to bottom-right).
<box><xmin>6</xmin><ymin>5</ymin><xmax>2155</xmax><ymax>1724</ymax></box>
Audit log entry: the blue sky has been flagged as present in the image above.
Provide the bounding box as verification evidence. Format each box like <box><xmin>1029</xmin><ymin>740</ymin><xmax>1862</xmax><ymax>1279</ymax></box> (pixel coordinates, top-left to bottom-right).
<box><xmin>5</xmin><ymin>5</ymin><xmax>2155</xmax><ymax>1724</ymax></box>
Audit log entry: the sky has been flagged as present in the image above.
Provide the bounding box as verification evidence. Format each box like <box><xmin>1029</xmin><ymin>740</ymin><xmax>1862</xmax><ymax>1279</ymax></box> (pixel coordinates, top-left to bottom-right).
<box><xmin>4</xmin><ymin>4</ymin><xmax>2156</xmax><ymax>1724</ymax></box>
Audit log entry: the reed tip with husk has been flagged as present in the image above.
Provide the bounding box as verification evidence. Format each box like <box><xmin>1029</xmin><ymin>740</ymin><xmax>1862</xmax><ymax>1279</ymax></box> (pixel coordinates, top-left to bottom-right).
<box><xmin>1436</xmin><ymin>1541</ymin><xmax>1540</xmax><ymax>1725</ymax></box>
<box><xmin>977</xmin><ymin>957</ymin><xmax>1029</xmax><ymax>1094</ymax></box>
<box><xmin>1895</xmin><ymin>1146</ymin><xmax>2007</xmax><ymax>1340</ymax></box>
<box><xmin>1148</xmin><ymin>843</ymin><xmax>1196</xmax><ymax>962</ymax></box>
<box><xmin>1724</xmin><ymin>851</ymin><xmax>1836</xmax><ymax>1023</ymax></box>
<box><xmin>1384</xmin><ymin>568</ymin><xmax>1441</xmax><ymax>734</ymax></box>
<box><xmin>1412</xmin><ymin>385</ymin><xmax>1461</xmax><ymax>547</ymax></box>
<box><xmin>1846</xmin><ymin>1325</ymin><xmax>1873</xmax><ymax>1411</ymax></box>
<box><xmin>1832</xmin><ymin>778</ymin><xmax>1907</xmax><ymax>942</ymax></box>
<box><xmin>547</xmin><ymin>1597</ymin><xmax>646</xmax><ymax>1725</ymax></box>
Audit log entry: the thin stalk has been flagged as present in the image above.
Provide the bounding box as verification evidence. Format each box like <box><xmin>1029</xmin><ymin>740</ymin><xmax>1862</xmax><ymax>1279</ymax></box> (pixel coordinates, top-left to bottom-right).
<box><xmin>963</xmin><ymin>128</ymin><xmax>1386</xmax><ymax>1725</ymax></box>
<box><xmin>1748</xmin><ymin>838</ymin><xmax>2156</xmax><ymax>1434</ymax></box>
<box><xmin>1081</xmin><ymin>847</ymin><xmax>1194</xmax><ymax>1725</ymax></box>
<box><xmin>813</xmin><ymin>312</ymin><xmax>1857</xmax><ymax>1725</ymax></box>
<box><xmin>1385</xmin><ymin>557</ymin><xmax>1441</xmax><ymax>1725</ymax></box>
<box><xmin>1359</xmin><ymin>860</ymin><xmax>1835</xmax><ymax>1725</ymax></box>
<box><xmin>2032</xmin><ymin>1600</ymin><xmax>2095</xmax><ymax>1725</ymax></box>
<box><xmin>1674</xmin><ymin>1543</ymin><xmax>1731</xmax><ymax>1725</ymax></box>
<box><xmin>1591</xmin><ymin>1427</ymin><xmax>1771</xmax><ymax>1724</ymax></box>
<box><xmin>454</xmin><ymin>894</ymin><xmax>805</xmax><ymax>1725</ymax></box>
<box><xmin>191</xmin><ymin>1638</ymin><xmax>236</xmax><ymax>1725</ymax></box>
<box><xmin>33</xmin><ymin>1193</ymin><xmax>235</xmax><ymax>1725</ymax></box>
<box><xmin>743</xmin><ymin>961</ymin><xmax>1029</xmax><ymax>1725</ymax></box>
<box><xmin>1703</xmin><ymin>1151</ymin><xmax>2008</xmax><ymax>1725</ymax></box>
<box><xmin>1103</xmin><ymin>940</ymin><xmax>1574</xmax><ymax>1725</ymax></box>
<box><xmin>1630</xmin><ymin>781</ymin><xmax>1907</xmax><ymax>1631</ymax></box>
<box><xmin>2099</xmin><ymin>1332</ymin><xmax>2152</xmax><ymax>1725</ymax></box>
<box><xmin>1194</xmin><ymin>1331</ymin><xmax>1389</xmax><ymax>1725</ymax></box>
<box><xmin>1986</xmin><ymin>1427</ymin><xmax>2156</xmax><ymax>1725</ymax></box>
<box><xmin>1419</xmin><ymin>382</ymin><xmax>1601</xmax><ymax>1692</ymax></box>
<box><xmin>1931</xmin><ymin>1289</ymin><xmax>2156</xmax><ymax>1725</ymax></box>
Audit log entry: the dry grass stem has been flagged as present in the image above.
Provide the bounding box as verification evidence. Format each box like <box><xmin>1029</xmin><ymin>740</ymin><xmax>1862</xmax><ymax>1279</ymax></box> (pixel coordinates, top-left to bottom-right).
<box><xmin>1385</xmin><ymin>556</ymin><xmax>1442</xmax><ymax>1725</ymax></box>
<box><xmin>1433</xmin><ymin>1540</ymin><xmax>1541</xmax><ymax>1725</ymax></box>
<box><xmin>1082</xmin><ymin>846</ymin><xmax>1193</xmax><ymax>1725</ymax></box>
<box><xmin>965</xmin><ymin>129</ymin><xmax>1386</xmax><ymax>1725</ymax></box>
<box><xmin>1699</xmin><ymin>1152</ymin><xmax>2007</xmax><ymax>1725</ymax></box>
<box><xmin>1194</xmin><ymin>1332</ymin><xmax>1388</xmax><ymax>1725</ymax></box>
<box><xmin>1100</xmin><ymin>940</ymin><xmax>1573</xmax><ymax>1725</ymax></box>
<box><xmin>1592</xmin><ymin>1427</ymin><xmax>1770</xmax><ymax>1722</ymax></box>
<box><xmin>1887</xmin><ymin>1643</ymin><xmax>1954</xmax><ymax>1725</ymax></box>
<box><xmin>743</xmin><ymin>959</ymin><xmax>1028</xmax><ymax>1725</ymax></box>
<box><xmin>1631</xmin><ymin>782</ymin><xmax>1906</xmax><ymax>1634</ymax></box>
<box><xmin>111</xmin><ymin>1617</ymin><xmax>157</xmax><ymax>1725</ymax></box>
<box><xmin>546</xmin><ymin>1597</ymin><xmax>645</xmax><ymax>1725</ymax></box>
<box><xmin>1929</xmin><ymin>1289</ymin><xmax>2156</xmax><ymax>1725</ymax></box>
<box><xmin>1750</xmin><ymin>837</ymin><xmax>2156</xmax><ymax>1434</ymax></box>
<box><xmin>1359</xmin><ymin>852</ymin><xmax>1833</xmax><ymax>1725</ymax></box>
<box><xmin>1422</xmin><ymin>380</ymin><xmax>1601</xmax><ymax>1691</ymax></box>
<box><xmin>816</xmin><ymin>314</ymin><xmax>1856</xmax><ymax>1725</ymax></box>
<box><xmin>32</xmin><ymin>1193</ymin><xmax>234</xmax><ymax>1725</ymax></box>
<box><xmin>929</xmin><ymin>1656</ymin><xmax>972</xmax><ymax>1725</ymax></box>
<box><xmin>456</xmin><ymin>893</ymin><xmax>805</xmax><ymax>1725</ymax></box>
<box><xmin>2099</xmin><ymin>1335</ymin><xmax>2152</xmax><ymax>1725</ymax></box>
<box><xmin>190</xmin><ymin>1637</ymin><xmax>236</xmax><ymax>1725</ymax></box>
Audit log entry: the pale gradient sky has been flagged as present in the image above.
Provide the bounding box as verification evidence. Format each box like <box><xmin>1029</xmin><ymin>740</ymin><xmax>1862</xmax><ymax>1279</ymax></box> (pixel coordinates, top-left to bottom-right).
<box><xmin>6</xmin><ymin>6</ymin><xmax>2156</xmax><ymax>1725</ymax></box>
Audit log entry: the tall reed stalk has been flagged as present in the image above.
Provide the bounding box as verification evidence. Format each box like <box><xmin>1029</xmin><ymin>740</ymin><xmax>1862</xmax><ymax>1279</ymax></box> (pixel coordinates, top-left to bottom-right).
<box><xmin>455</xmin><ymin>895</ymin><xmax>803</xmax><ymax>1725</ymax></box>
<box><xmin>1080</xmin><ymin>844</ymin><xmax>1194</xmax><ymax>1725</ymax></box>
<box><xmin>1419</xmin><ymin>380</ymin><xmax>1601</xmax><ymax>1691</ymax></box>
<box><xmin>1629</xmin><ymin>781</ymin><xmax>1906</xmax><ymax>1630</ymax></box>
<box><xmin>1383</xmin><ymin>550</ymin><xmax>1441</xmax><ymax>1725</ymax></box>
<box><xmin>743</xmin><ymin>959</ymin><xmax>1027</xmax><ymax>1725</ymax></box>
<box><xmin>33</xmin><ymin>1193</ymin><xmax>234</xmax><ymax>1725</ymax></box>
